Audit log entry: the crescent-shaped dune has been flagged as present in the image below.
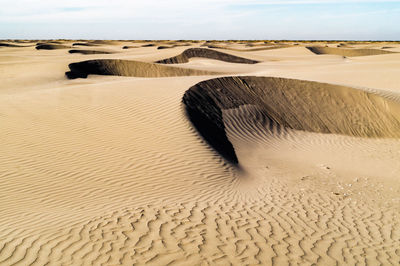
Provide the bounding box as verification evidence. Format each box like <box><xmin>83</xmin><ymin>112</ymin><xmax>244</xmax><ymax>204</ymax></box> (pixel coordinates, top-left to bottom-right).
<box><xmin>66</xmin><ymin>59</ymin><xmax>221</xmax><ymax>79</ymax></box>
<box><xmin>68</xmin><ymin>49</ymin><xmax>114</xmax><ymax>55</ymax></box>
<box><xmin>306</xmin><ymin>46</ymin><xmax>396</xmax><ymax>56</ymax></box>
<box><xmin>183</xmin><ymin>76</ymin><xmax>400</xmax><ymax>163</ymax></box>
<box><xmin>156</xmin><ymin>48</ymin><xmax>260</xmax><ymax>64</ymax></box>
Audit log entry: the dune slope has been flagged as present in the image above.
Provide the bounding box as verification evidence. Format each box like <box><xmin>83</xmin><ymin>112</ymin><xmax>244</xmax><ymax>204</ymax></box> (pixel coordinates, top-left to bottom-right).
<box><xmin>183</xmin><ymin>76</ymin><xmax>400</xmax><ymax>163</ymax></box>
<box><xmin>156</xmin><ymin>48</ymin><xmax>259</xmax><ymax>64</ymax></box>
<box><xmin>66</xmin><ymin>59</ymin><xmax>221</xmax><ymax>79</ymax></box>
<box><xmin>306</xmin><ymin>46</ymin><xmax>396</xmax><ymax>56</ymax></box>
<box><xmin>36</xmin><ymin>44</ymin><xmax>70</xmax><ymax>50</ymax></box>
<box><xmin>68</xmin><ymin>49</ymin><xmax>114</xmax><ymax>55</ymax></box>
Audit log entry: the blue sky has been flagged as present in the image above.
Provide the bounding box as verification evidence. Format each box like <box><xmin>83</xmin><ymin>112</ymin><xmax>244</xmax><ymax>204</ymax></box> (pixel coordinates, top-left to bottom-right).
<box><xmin>0</xmin><ymin>0</ymin><xmax>399</xmax><ymax>40</ymax></box>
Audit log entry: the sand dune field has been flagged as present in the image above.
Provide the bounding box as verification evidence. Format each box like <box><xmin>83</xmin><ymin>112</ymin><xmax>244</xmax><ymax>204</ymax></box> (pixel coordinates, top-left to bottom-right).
<box><xmin>0</xmin><ymin>40</ymin><xmax>400</xmax><ymax>265</ymax></box>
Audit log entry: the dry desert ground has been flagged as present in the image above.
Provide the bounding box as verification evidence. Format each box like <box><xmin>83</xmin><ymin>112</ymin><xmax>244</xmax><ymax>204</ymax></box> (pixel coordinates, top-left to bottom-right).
<box><xmin>0</xmin><ymin>40</ymin><xmax>400</xmax><ymax>265</ymax></box>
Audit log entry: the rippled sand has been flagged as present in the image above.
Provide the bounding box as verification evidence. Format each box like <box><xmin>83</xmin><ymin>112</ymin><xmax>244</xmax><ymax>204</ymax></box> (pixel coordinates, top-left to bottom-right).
<box><xmin>0</xmin><ymin>40</ymin><xmax>399</xmax><ymax>265</ymax></box>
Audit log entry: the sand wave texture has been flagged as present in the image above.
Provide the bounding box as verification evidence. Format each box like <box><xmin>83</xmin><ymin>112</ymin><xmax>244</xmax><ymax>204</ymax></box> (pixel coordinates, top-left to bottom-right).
<box><xmin>156</xmin><ymin>48</ymin><xmax>259</xmax><ymax>64</ymax></box>
<box><xmin>66</xmin><ymin>59</ymin><xmax>220</xmax><ymax>79</ymax></box>
<box><xmin>183</xmin><ymin>76</ymin><xmax>400</xmax><ymax>163</ymax></box>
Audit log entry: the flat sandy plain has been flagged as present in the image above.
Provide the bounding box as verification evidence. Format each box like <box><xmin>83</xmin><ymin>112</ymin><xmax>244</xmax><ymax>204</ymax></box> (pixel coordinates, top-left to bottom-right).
<box><xmin>0</xmin><ymin>40</ymin><xmax>400</xmax><ymax>265</ymax></box>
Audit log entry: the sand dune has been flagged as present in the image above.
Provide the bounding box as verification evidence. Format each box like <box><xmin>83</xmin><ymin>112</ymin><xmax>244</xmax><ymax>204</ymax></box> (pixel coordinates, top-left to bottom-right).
<box><xmin>68</xmin><ymin>49</ymin><xmax>114</xmax><ymax>55</ymax></box>
<box><xmin>183</xmin><ymin>76</ymin><xmax>400</xmax><ymax>163</ymax></box>
<box><xmin>66</xmin><ymin>59</ymin><xmax>220</xmax><ymax>79</ymax></box>
<box><xmin>156</xmin><ymin>48</ymin><xmax>259</xmax><ymax>64</ymax></box>
<box><xmin>0</xmin><ymin>42</ymin><xmax>32</xmax><ymax>47</ymax></box>
<box><xmin>72</xmin><ymin>42</ymin><xmax>100</xmax><ymax>46</ymax></box>
<box><xmin>306</xmin><ymin>46</ymin><xmax>396</xmax><ymax>56</ymax></box>
<box><xmin>36</xmin><ymin>44</ymin><xmax>70</xmax><ymax>50</ymax></box>
<box><xmin>206</xmin><ymin>44</ymin><xmax>292</xmax><ymax>52</ymax></box>
<box><xmin>1</xmin><ymin>40</ymin><xmax>400</xmax><ymax>265</ymax></box>
<box><xmin>122</xmin><ymin>45</ymin><xmax>139</xmax><ymax>49</ymax></box>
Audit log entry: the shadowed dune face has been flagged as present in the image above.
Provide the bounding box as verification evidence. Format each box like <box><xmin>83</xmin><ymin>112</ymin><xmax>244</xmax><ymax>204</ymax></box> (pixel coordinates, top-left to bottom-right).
<box><xmin>183</xmin><ymin>76</ymin><xmax>400</xmax><ymax>163</ymax></box>
<box><xmin>0</xmin><ymin>42</ymin><xmax>32</xmax><ymax>47</ymax></box>
<box><xmin>122</xmin><ymin>45</ymin><xmax>139</xmax><ymax>49</ymax></box>
<box><xmin>72</xmin><ymin>42</ymin><xmax>100</xmax><ymax>46</ymax></box>
<box><xmin>306</xmin><ymin>46</ymin><xmax>396</xmax><ymax>56</ymax></box>
<box><xmin>68</xmin><ymin>49</ymin><xmax>114</xmax><ymax>55</ymax></box>
<box><xmin>65</xmin><ymin>59</ymin><xmax>220</xmax><ymax>79</ymax></box>
<box><xmin>36</xmin><ymin>44</ymin><xmax>70</xmax><ymax>50</ymax></box>
<box><xmin>156</xmin><ymin>48</ymin><xmax>260</xmax><ymax>64</ymax></box>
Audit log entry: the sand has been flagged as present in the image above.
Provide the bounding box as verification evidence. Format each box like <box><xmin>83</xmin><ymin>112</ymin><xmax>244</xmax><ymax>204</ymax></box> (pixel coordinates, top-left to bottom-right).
<box><xmin>155</xmin><ymin>48</ymin><xmax>259</xmax><ymax>64</ymax></box>
<box><xmin>0</xmin><ymin>40</ymin><xmax>399</xmax><ymax>265</ymax></box>
<box><xmin>306</xmin><ymin>46</ymin><xmax>396</xmax><ymax>56</ymax></box>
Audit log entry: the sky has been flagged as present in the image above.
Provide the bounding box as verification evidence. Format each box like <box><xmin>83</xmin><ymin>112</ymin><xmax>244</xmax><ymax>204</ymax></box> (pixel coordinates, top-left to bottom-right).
<box><xmin>0</xmin><ymin>0</ymin><xmax>399</xmax><ymax>40</ymax></box>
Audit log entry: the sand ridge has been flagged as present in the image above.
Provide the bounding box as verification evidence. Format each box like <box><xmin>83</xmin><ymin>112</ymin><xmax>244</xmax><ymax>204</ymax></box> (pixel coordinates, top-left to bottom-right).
<box><xmin>65</xmin><ymin>59</ymin><xmax>222</xmax><ymax>79</ymax></box>
<box><xmin>183</xmin><ymin>76</ymin><xmax>400</xmax><ymax>163</ymax></box>
<box><xmin>155</xmin><ymin>48</ymin><xmax>260</xmax><ymax>64</ymax></box>
<box><xmin>68</xmin><ymin>49</ymin><xmax>115</xmax><ymax>55</ymax></box>
<box><xmin>306</xmin><ymin>46</ymin><xmax>397</xmax><ymax>56</ymax></box>
<box><xmin>36</xmin><ymin>44</ymin><xmax>70</xmax><ymax>50</ymax></box>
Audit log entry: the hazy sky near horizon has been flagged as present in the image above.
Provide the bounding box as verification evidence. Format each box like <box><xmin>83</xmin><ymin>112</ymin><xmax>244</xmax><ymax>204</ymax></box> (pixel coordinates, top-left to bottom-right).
<box><xmin>1</xmin><ymin>0</ymin><xmax>399</xmax><ymax>40</ymax></box>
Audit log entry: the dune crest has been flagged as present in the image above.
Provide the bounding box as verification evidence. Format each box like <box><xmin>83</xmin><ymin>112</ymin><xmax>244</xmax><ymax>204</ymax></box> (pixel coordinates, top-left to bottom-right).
<box><xmin>156</xmin><ymin>48</ymin><xmax>259</xmax><ymax>64</ymax></box>
<box><xmin>183</xmin><ymin>76</ymin><xmax>400</xmax><ymax>163</ymax></box>
<box><xmin>66</xmin><ymin>59</ymin><xmax>221</xmax><ymax>79</ymax></box>
<box><xmin>36</xmin><ymin>44</ymin><xmax>70</xmax><ymax>50</ymax></box>
<box><xmin>306</xmin><ymin>46</ymin><xmax>396</xmax><ymax>56</ymax></box>
<box><xmin>68</xmin><ymin>49</ymin><xmax>114</xmax><ymax>55</ymax></box>
<box><xmin>205</xmin><ymin>44</ymin><xmax>292</xmax><ymax>52</ymax></box>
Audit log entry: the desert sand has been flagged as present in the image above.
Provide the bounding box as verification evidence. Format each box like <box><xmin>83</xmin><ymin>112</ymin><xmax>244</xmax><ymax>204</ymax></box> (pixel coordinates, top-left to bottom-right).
<box><xmin>0</xmin><ymin>40</ymin><xmax>399</xmax><ymax>265</ymax></box>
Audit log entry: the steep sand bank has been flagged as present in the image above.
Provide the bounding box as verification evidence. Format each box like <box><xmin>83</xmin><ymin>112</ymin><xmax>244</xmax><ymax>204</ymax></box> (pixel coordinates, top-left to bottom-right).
<box><xmin>306</xmin><ymin>46</ymin><xmax>396</xmax><ymax>56</ymax></box>
<box><xmin>156</xmin><ymin>48</ymin><xmax>259</xmax><ymax>64</ymax></box>
<box><xmin>183</xmin><ymin>76</ymin><xmax>400</xmax><ymax>162</ymax></box>
<box><xmin>68</xmin><ymin>49</ymin><xmax>114</xmax><ymax>55</ymax></box>
<box><xmin>66</xmin><ymin>59</ymin><xmax>221</xmax><ymax>79</ymax></box>
<box><xmin>36</xmin><ymin>44</ymin><xmax>70</xmax><ymax>50</ymax></box>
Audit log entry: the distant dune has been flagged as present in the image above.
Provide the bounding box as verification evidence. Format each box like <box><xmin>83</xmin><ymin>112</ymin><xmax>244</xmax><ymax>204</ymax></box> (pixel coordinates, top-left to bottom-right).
<box><xmin>306</xmin><ymin>46</ymin><xmax>396</xmax><ymax>56</ymax></box>
<box><xmin>72</xmin><ymin>42</ymin><xmax>100</xmax><ymax>47</ymax></box>
<box><xmin>183</xmin><ymin>76</ymin><xmax>400</xmax><ymax>163</ymax></box>
<box><xmin>204</xmin><ymin>44</ymin><xmax>292</xmax><ymax>52</ymax></box>
<box><xmin>122</xmin><ymin>45</ymin><xmax>139</xmax><ymax>49</ymax></box>
<box><xmin>156</xmin><ymin>48</ymin><xmax>259</xmax><ymax>64</ymax></box>
<box><xmin>66</xmin><ymin>59</ymin><xmax>220</xmax><ymax>79</ymax></box>
<box><xmin>0</xmin><ymin>42</ymin><xmax>31</xmax><ymax>47</ymax></box>
<box><xmin>68</xmin><ymin>49</ymin><xmax>114</xmax><ymax>55</ymax></box>
<box><xmin>36</xmin><ymin>44</ymin><xmax>70</xmax><ymax>50</ymax></box>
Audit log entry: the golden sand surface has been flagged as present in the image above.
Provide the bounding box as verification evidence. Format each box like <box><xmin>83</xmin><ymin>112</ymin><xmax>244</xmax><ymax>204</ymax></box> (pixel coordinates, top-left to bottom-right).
<box><xmin>0</xmin><ymin>40</ymin><xmax>399</xmax><ymax>265</ymax></box>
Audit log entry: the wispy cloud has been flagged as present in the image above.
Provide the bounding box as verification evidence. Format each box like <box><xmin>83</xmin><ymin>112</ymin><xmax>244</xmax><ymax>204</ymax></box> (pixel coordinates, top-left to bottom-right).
<box><xmin>0</xmin><ymin>0</ymin><xmax>399</xmax><ymax>39</ymax></box>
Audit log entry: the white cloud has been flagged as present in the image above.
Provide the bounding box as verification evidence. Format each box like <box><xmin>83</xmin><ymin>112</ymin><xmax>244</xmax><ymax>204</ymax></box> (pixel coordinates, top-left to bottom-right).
<box><xmin>0</xmin><ymin>0</ymin><xmax>399</xmax><ymax>39</ymax></box>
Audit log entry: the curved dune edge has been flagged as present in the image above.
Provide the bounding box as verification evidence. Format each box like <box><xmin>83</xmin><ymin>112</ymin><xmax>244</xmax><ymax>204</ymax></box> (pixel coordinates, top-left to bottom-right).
<box><xmin>68</xmin><ymin>49</ymin><xmax>114</xmax><ymax>55</ymax></box>
<box><xmin>156</xmin><ymin>48</ymin><xmax>259</xmax><ymax>64</ymax></box>
<box><xmin>183</xmin><ymin>76</ymin><xmax>400</xmax><ymax>164</ymax></box>
<box><xmin>0</xmin><ymin>42</ymin><xmax>34</xmax><ymax>48</ymax></box>
<box><xmin>306</xmin><ymin>46</ymin><xmax>396</xmax><ymax>56</ymax></box>
<box><xmin>72</xmin><ymin>42</ymin><xmax>100</xmax><ymax>47</ymax></box>
<box><xmin>65</xmin><ymin>59</ymin><xmax>221</xmax><ymax>79</ymax></box>
<box><xmin>36</xmin><ymin>44</ymin><xmax>70</xmax><ymax>50</ymax></box>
